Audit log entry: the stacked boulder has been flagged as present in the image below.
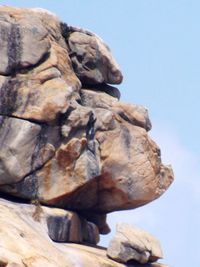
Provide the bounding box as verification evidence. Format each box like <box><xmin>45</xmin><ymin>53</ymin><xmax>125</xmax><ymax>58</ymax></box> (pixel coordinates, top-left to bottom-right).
<box><xmin>0</xmin><ymin>6</ymin><xmax>173</xmax><ymax>267</ymax></box>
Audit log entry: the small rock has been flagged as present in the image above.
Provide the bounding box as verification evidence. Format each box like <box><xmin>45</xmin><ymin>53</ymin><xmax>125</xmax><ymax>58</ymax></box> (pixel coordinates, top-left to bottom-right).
<box><xmin>107</xmin><ymin>223</ymin><xmax>163</xmax><ymax>264</ymax></box>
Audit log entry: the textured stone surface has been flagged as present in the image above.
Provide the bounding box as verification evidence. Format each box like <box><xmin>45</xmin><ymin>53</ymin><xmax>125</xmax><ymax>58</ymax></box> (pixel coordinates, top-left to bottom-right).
<box><xmin>68</xmin><ymin>30</ymin><xmax>123</xmax><ymax>84</ymax></box>
<box><xmin>46</xmin><ymin>209</ymin><xmax>99</xmax><ymax>245</ymax></box>
<box><xmin>0</xmin><ymin>6</ymin><xmax>81</xmax><ymax>122</ymax></box>
<box><xmin>0</xmin><ymin>116</ymin><xmax>58</xmax><ymax>185</ymax></box>
<box><xmin>0</xmin><ymin>198</ymin><xmax>168</xmax><ymax>267</ymax></box>
<box><xmin>0</xmin><ymin>6</ymin><xmax>173</xmax><ymax>267</ymax></box>
<box><xmin>0</xmin><ymin>6</ymin><xmax>173</xmax><ymax>216</ymax></box>
<box><xmin>0</xmin><ymin>13</ymin><xmax>50</xmax><ymax>75</ymax></box>
<box><xmin>107</xmin><ymin>223</ymin><xmax>163</xmax><ymax>264</ymax></box>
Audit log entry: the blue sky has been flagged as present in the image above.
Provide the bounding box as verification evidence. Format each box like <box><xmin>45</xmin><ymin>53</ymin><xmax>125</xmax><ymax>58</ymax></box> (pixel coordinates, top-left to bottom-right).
<box><xmin>1</xmin><ymin>1</ymin><xmax>200</xmax><ymax>266</ymax></box>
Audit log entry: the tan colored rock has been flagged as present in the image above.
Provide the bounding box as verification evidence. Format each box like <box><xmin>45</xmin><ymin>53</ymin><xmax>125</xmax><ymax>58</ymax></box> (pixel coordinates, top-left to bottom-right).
<box><xmin>0</xmin><ymin>199</ymin><xmax>168</xmax><ymax>267</ymax></box>
<box><xmin>107</xmin><ymin>223</ymin><xmax>163</xmax><ymax>264</ymax></box>
<box><xmin>0</xmin><ymin>11</ymin><xmax>50</xmax><ymax>75</ymax></box>
<box><xmin>80</xmin><ymin>89</ymin><xmax>151</xmax><ymax>130</ymax></box>
<box><xmin>68</xmin><ymin>30</ymin><xmax>123</xmax><ymax>84</ymax></box>
<box><xmin>0</xmin><ymin>6</ymin><xmax>173</xmax><ymax>216</ymax></box>
<box><xmin>0</xmin><ymin>6</ymin><xmax>81</xmax><ymax>123</ymax></box>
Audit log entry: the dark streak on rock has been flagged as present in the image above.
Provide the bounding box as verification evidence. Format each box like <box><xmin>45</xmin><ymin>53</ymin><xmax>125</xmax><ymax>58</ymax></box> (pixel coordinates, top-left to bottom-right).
<box><xmin>0</xmin><ymin>78</ymin><xmax>19</xmax><ymax>114</ymax></box>
<box><xmin>86</xmin><ymin>112</ymin><xmax>96</xmax><ymax>141</ymax></box>
<box><xmin>122</xmin><ymin>126</ymin><xmax>131</xmax><ymax>158</ymax></box>
<box><xmin>47</xmin><ymin>215</ymin><xmax>71</xmax><ymax>242</ymax></box>
<box><xmin>17</xmin><ymin>51</ymin><xmax>51</xmax><ymax>75</ymax></box>
<box><xmin>7</xmin><ymin>23</ymin><xmax>21</xmax><ymax>74</ymax></box>
<box><xmin>30</xmin><ymin>125</ymin><xmax>48</xmax><ymax>172</ymax></box>
<box><xmin>60</xmin><ymin>22</ymin><xmax>71</xmax><ymax>40</ymax></box>
<box><xmin>86</xmin><ymin>112</ymin><xmax>96</xmax><ymax>154</ymax></box>
<box><xmin>81</xmin><ymin>83</ymin><xmax>121</xmax><ymax>100</ymax></box>
<box><xmin>0</xmin><ymin>175</ymin><xmax>38</xmax><ymax>201</ymax></box>
<box><xmin>0</xmin><ymin>113</ymin><xmax>48</xmax><ymax>126</ymax></box>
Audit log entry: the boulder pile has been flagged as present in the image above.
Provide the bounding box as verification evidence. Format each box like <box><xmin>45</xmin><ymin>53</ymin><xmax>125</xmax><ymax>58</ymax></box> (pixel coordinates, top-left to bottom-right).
<box><xmin>0</xmin><ymin>6</ymin><xmax>173</xmax><ymax>267</ymax></box>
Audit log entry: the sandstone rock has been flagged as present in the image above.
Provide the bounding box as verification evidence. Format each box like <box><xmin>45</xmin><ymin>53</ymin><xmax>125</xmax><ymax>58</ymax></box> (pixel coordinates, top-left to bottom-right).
<box><xmin>107</xmin><ymin>223</ymin><xmax>163</xmax><ymax>264</ymax></box>
<box><xmin>0</xmin><ymin>6</ymin><xmax>173</xmax><ymax>217</ymax></box>
<box><xmin>0</xmin><ymin>198</ymin><xmax>168</xmax><ymax>267</ymax></box>
<box><xmin>68</xmin><ymin>30</ymin><xmax>123</xmax><ymax>85</ymax></box>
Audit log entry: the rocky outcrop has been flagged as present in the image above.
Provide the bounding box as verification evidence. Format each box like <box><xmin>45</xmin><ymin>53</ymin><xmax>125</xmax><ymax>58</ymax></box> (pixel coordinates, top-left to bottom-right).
<box><xmin>0</xmin><ymin>6</ymin><xmax>173</xmax><ymax>216</ymax></box>
<box><xmin>107</xmin><ymin>223</ymin><xmax>163</xmax><ymax>264</ymax></box>
<box><xmin>0</xmin><ymin>6</ymin><xmax>173</xmax><ymax>267</ymax></box>
<box><xmin>0</xmin><ymin>198</ymin><xmax>168</xmax><ymax>267</ymax></box>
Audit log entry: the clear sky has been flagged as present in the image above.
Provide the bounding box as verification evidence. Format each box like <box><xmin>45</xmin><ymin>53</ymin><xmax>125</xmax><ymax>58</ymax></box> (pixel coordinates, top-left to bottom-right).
<box><xmin>1</xmin><ymin>1</ymin><xmax>200</xmax><ymax>266</ymax></box>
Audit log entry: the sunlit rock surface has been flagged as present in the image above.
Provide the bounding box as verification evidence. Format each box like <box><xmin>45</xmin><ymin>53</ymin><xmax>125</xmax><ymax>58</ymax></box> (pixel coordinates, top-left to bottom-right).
<box><xmin>0</xmin><ymin>6</ymin><xmax>173</xmax><ymax>214</ymax></box>
<box><xmin>0</xmin><ymin>199</ymin><xmax>169</xmax><ymax>267</ymax></box>
<box><xmin>0</xmin><ymin>6</ymin><xmax>173</xmax><ymax>267</ymax></box>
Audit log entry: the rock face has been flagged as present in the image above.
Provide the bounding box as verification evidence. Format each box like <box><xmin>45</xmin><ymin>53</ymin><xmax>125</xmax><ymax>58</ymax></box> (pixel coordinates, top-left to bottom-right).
<box><xmin>107</xmin><ymin>223</ymin><xmax>163</xmax><ymax>264</ymax></box>
<box><xmin>0</xmin><ymin>6</ymin><xmax>173</xmax><ymax>216</ymax></box>
<box><xmin>0</xmin><ymin>6</ymin><xmax>173</xmax><ymax>267</ymax></box>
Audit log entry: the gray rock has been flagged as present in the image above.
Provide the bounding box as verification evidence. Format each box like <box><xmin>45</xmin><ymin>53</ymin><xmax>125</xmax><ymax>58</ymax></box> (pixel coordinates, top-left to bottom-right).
<box><xmin>107</xmin><ymin>223</ymin><xmax>163</xmax><ymax>264</ymax></box>
<box><xmin>68</xmin><ymin>31</ymin><xmax>123</xmax><ymax>85</ymax></box>
<box><xmin>82</xmin><ymin>220</ymin><xmax>100</xmax><ymax>245</ymax></box>
<box><xmin>0</xmin><ymin>116</ymin><xmax>58</xmax><ymax>185</ymax></box>
<box><xmin>0</xmin><ymin>16</ymin><xmax>50</xmax><ymax>75</ymax></box>
<box><xmin>47</xmin><ymin>214</ymin><xmax>82</xmax><ymax>243</ymax></box>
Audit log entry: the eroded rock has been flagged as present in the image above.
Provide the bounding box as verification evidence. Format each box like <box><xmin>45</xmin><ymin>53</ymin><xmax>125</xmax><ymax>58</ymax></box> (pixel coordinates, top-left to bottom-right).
<box><xmin>68</xmin><ymin>30</ymin><xmax>123</xmax><ymax>85</ymax></box>
<box><xmin>107</xmin><ymin>223</ymin><xmax>163</xmax><ymax>264</ymax></box>
<box><xmin>0</xmin><ymin>6</ymin><xmax>81</xmax><ymax>122</ymax></box>
<box><xmin>0</xmin><ymin>6</ymin><xmax>173</xmax><ymax>217</ymax></box>
<box><xmin>0</xmin><ymin>116</ymin><xmax>59</xmax><ymax>185</ymax></box>
<box><xmin>0</xmin><ymin>6</ymin><xmax>174</xmax><ymax>267</ymax></box>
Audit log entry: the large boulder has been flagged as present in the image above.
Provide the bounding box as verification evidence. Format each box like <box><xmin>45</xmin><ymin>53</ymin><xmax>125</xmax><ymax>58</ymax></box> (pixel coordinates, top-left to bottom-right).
<box><xmin>0</xmin><ymin>6</ymin><xmax>173</xmax><ymax>216</ymax></box>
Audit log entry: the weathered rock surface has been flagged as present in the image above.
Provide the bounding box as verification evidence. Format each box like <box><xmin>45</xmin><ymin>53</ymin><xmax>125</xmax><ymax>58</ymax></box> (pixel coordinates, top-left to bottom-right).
<box><xmin>0</xmin><ymin>198</ymin><xmax>99</xmax><ymax>245</ymax></box>
<box><xmin>107</xmin><ymin>223</ymin><xmax>163</xmax><ymax>264</ymax></box>
<box><xmin>0</xmin><ymin>6</ymin><xmax>174</xmax><ymax>267</ymax></box>
<box><xmin>67</xmin><ymin>29</ymin><xmax>123</xmax><ymax>84</ymax></box>
<box><xmin>0</xmin><ymin>198</ymin><xmax>168</xmax><ymax>267</ymax></box>
<box><xmin>0</xmin><ymin>6</ymin><xmax>173</xmax><ymax>217</ymax></box>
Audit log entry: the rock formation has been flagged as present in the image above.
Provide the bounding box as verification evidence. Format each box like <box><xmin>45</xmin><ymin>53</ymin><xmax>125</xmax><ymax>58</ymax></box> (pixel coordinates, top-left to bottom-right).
<box><xmin>0</xmin><ymin>6</ymin><xmax>173</xmax><ymax>267</ymax></box>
